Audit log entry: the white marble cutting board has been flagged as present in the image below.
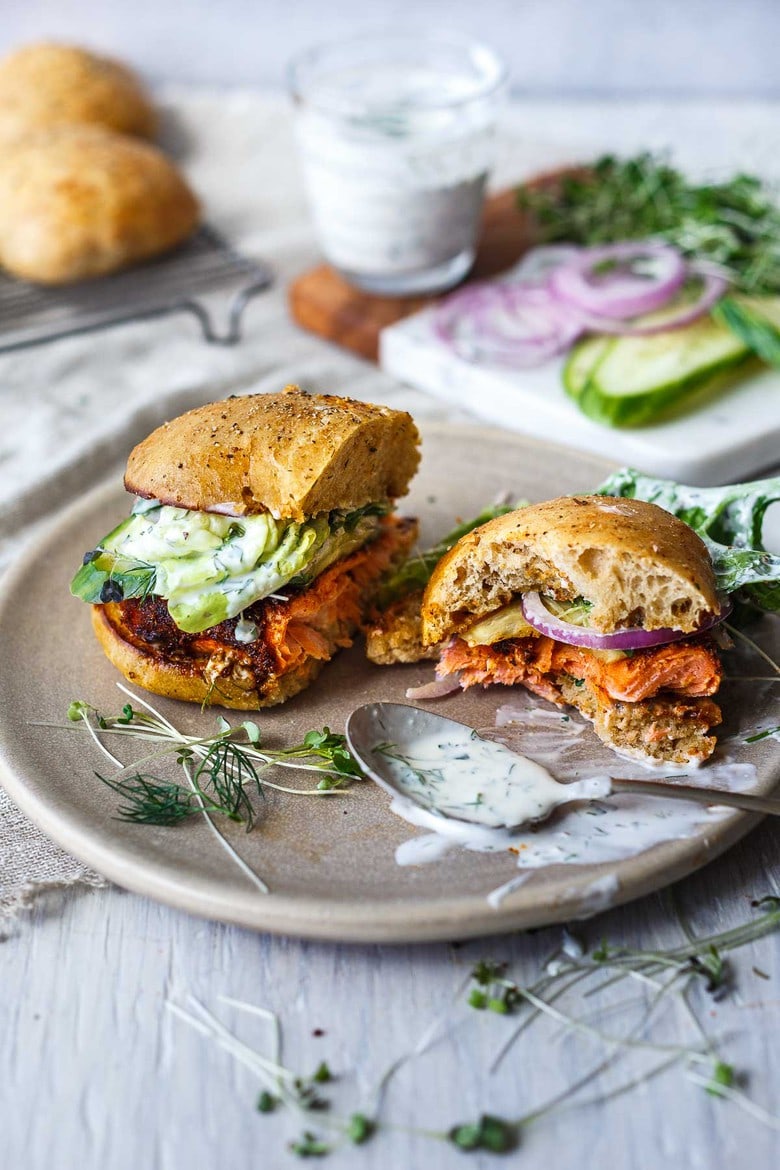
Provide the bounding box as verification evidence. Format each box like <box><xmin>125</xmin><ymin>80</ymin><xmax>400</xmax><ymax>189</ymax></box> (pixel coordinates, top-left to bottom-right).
<box><xmin>381</xmin><ymin>306</ymin><xmax>780</xmax><ymax>485</ymax></box>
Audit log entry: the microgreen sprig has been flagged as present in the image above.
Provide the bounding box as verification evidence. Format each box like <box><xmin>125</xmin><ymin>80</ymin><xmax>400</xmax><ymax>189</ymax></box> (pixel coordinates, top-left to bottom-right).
<box><xmin>517</xmin><ymin>153</ymin><xmax>780</xmax><ymax>296</ymax></box>
<box><xmin>166</xmin><ymin>896</ymin><xmax>780</xmax><ymax>1160</ymax></box>
<box><xmin>62</xmin><ymin>684</ymin><xmax>365</xmax><ymax>830</ymax></box>
<box><xmin>467</xmin><ymin>960</ymin><xmax>522</xmax><ymax>1015</ymax></box>
<box><xmin>56</xmin><ymin>684</ymin><xmax>366</xmax><ymax>895</ymax></box>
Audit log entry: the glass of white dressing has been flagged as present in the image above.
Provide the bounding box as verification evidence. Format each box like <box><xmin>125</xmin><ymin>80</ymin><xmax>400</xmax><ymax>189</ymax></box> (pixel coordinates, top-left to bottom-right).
<box><xmin>288</xmin><ymin>33</ymin><xmax>507</xmax><ymax>296</ymax></box>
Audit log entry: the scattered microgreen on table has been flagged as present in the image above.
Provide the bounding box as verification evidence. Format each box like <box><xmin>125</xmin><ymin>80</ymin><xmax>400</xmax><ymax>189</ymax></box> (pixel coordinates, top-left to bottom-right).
<box><xmin>167</xmin><ymin>896</ymin><xmax>780</xmax><ymax>1159</ymax></box>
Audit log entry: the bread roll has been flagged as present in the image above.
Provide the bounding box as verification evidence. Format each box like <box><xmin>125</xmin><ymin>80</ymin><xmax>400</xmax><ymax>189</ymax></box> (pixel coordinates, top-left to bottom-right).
<box><xmin>125</xmin><ymin>386</ymin><xmax>422</xmax><ymax>520</ymax></box>
<box><xmin>0</xmin><ymin>42</ymin><xmax>156</xmax><ymax>141</ymax></box>
<box><xmin>0</xmin><ymin>126</ymin><xmax>200</xmax><ymax>283</ymax></box>
<box><xmin>422</xmin><ymin>495</ymin><xmax>719</xmax><ymax>644</ymax></box>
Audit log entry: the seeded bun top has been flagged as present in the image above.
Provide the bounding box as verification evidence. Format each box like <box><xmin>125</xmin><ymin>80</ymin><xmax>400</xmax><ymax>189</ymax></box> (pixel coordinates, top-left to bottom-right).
<box><xmin>125</xmin><ymin>386</ymin><xmax>421</xmax><ymax>521</ymax></box>
<box><xmin>421</xmin><ymin>495</ymin><xmax>719</xmax><ymax>644</ymax></box>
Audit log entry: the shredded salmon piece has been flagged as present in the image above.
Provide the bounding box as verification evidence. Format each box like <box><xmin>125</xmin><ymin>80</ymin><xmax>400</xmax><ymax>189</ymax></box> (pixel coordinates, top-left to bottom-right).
<box><xmin>550</xmin><ymin>640</ymin><xmax>721</xmax><ymax>701</ymax></box>
<box><xmin>439</xmin><ymin>634</ymin><xmax>722</xmax><ymax>701</ymax></box>
<box><xmin>265</xmin><ymin>517</ymin><xmax>415</xmax><ymax>672</ymax></box>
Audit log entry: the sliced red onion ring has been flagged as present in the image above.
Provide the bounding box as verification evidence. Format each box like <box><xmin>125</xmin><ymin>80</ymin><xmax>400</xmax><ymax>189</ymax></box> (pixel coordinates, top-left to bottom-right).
<box><xmin>563</xmin><ymin>268</ymin><xmax>728</xmax><ymax>337</ymax></box>
<box><xmin>406</xmin><ymin>674</ymin><xmax>462</xmax><ymax>700</ymax></box>
<box><xmin>521</xmin><ymin>591</ymin><xmax>733</xmax><ymax>651</ymax></box>
<box><xmin>509</xmin><ymin>245</ymin><xmax>583</xmax><ymax>286</ymax></box>
<box><xmin>433</xmin><ymin>282</ymin><xmax>582</xmax><ymax>368</ymax></box>
<box><xmin>549</xmin><ymin>242</ymin><xmax>687</xmax><ymax>320</ymax></box>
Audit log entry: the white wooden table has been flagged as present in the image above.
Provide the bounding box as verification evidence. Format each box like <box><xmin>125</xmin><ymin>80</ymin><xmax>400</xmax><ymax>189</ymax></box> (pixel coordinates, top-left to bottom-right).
<box><xmin>2</xmin><ymin>92</ymin><xmax>780</xmax><ymax>1170</ymax></box>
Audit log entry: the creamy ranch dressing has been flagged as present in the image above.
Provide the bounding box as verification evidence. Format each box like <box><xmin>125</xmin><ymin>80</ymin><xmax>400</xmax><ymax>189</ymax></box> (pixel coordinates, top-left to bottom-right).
<box><xmin>374</xmin><ymin>726</ymin><xmax>609</xmax><ymax>829</ymax></box>
<box><xmin>384</xmin><ymin>689</ymin><xmax>762</xmax><ymax>910</ymax></box>
<box><xmin>293</xmin><ymin>61</ymin><xmax>500</xmax><ymax>286</ymax></box>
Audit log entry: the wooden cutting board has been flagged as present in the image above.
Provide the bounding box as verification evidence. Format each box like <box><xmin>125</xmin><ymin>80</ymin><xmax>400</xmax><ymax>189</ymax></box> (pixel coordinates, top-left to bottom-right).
<box><xmin>287</xmin><ymin>182</ymin><xmax>553</xmax><ymax>362</ymax></box>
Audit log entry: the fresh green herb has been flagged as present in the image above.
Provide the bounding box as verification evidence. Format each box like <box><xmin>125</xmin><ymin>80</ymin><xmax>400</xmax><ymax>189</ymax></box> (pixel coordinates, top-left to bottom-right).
<box><xmin>517</xmin><ymin>153</ymin><xmax>780</xmax><ymax>296</ymax></box>
<box><xmin>687</xmin><ymin>945</ymin><xmax>729</xmax><ymax>996</ymax></box>
<box><xmin>293</xmin><ymin>1076</ymin><xmax>330</xmax><ymax>1112</ymax></box>
<box><xmin>705</xmin><ymin>1060</ymin><xmax>736</xmax><ymax>1097</ymax></box>
<box><xmin>96</xmin><ymin>769</ymin><xmax>239</xmax><ymax>827</ymax></box>
<box><xmin>167</xmin><ymin>897</ymin><xmax>780</xmax><ymax>1161</ymax></box>
<box><xmin>376</xmin><ymin>502</ymin><xmax>518</xmax><ymax>608</ymax></box>
<box><xmin>448</xmin><ymin>1114</ymin><xmax>518</xmax><ymax>1153</ymax></box>
<box><xmin>311</xmin><ymin>1062</ymin><xmax>332</xmax><ymax>1085</ymax></box>
<box><xmin>257</xmin><ymin>1090</ymin><xmax>278</xmax><ymax>1113</ymax></box>
<box><xmin>468</xmin><ymin>960</ymin><xmax>522</xmax><ymax>1014</ymax></box>
<box><xmin>58</xmin><ymin>685</ymin><xmax>368</xmax><ymax>894</ymax></box>
<box><xmin>289</xmin><ymin>1132</ymin><xmax>331</xmax><ymax>1158</ymax></box>
<box><xmin>346</xmin><ymin>1114</ymin><xmax>375</xmax><ymax>1145</ymax></box>
<box><xmin>745</xmin><ymin>726</ymin><xmax>780</xmax><ymax>743</ymax></box>
<box><xmin>64</xmin><ymin>689</ymin><xmax>364</xmax><ymax>829</ymax></box>
<box><xmin>597</xmin><ymin>467</ymin><xmax>780</xmax><ymax>614</ymax></box>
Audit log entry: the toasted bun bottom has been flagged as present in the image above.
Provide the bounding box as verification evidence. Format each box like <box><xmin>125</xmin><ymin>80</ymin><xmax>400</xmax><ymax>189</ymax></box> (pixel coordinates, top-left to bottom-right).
<box><xmin>556</xmin><ymin>676</ymin><xmax>721</xmax><ymax>766</ymax></box>
<box><xmin>91</xmin><ymin>605</ymin><xmax>323</xmax><ymax>708</ymax></box>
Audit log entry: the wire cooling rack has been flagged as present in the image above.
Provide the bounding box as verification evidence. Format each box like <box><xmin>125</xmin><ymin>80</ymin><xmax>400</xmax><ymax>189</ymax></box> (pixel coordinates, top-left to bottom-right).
<box><xmin>0</xmin><ymin>225</ymin><xmax>273</xmax><ymax>354</ymax></box>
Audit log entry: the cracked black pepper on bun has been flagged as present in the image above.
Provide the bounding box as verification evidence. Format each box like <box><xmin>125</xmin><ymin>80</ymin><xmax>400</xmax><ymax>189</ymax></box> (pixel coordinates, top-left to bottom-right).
<box><xmin>125</xmin><ymin>386</ymin><xmax>421</xmax><ymax>521</ymax></box>
<box><xmin>71</xmin><ymin>386</ymin><xmax>421</xmax><ymax>708</ymax></box>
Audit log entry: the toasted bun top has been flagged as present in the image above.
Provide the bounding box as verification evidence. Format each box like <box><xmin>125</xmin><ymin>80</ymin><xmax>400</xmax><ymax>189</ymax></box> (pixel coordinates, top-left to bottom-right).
<box><xmin>421</xmin><ymin>495</ymin><xmax>719</xmax><ymax>644</ymax></box>
<box><xmin>125</xmin><ymin>386</ymin><xmax>421</xmax><ymax>520</ymax></box>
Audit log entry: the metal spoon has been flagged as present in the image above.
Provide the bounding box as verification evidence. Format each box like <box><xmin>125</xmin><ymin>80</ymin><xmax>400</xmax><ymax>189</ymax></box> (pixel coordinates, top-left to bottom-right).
<box><xmin>345</xmin><ymin>702</ymin><xmax>780</xmax><ymax>832</ymax></box>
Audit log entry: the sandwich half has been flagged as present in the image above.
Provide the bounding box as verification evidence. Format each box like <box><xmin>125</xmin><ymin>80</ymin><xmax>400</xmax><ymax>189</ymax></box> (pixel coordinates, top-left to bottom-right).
<box><xmin>421</xmin><ymin>495</ymin><xmax>728</xmax><ymax>765</ymax></box>
<box><xmin>71</xmin><ymin>386</ymin><xmax>420</xmax><ymax>707</ymax></box>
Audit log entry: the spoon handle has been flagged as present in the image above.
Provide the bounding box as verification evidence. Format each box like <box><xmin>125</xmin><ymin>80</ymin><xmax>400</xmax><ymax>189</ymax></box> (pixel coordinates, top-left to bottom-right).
<box><xmin>611</xmin><ymin>777</ymin><xmax>780</xmax><ymax>816</ymax></box>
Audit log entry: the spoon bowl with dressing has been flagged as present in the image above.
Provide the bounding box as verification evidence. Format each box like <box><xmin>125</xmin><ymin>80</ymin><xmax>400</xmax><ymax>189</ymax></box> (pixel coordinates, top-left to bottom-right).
<box><xmin>345</xmin><ymin>702</ymin><xmax>780</xmax><ymax>832</ymax></box>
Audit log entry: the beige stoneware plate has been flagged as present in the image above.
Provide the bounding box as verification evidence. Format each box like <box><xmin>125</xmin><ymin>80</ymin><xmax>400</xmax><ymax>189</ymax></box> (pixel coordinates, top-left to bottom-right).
<box><xmin>0</xmin><ymin>423</ymin><xmax>777</xmax><ymax>943</ymax></box>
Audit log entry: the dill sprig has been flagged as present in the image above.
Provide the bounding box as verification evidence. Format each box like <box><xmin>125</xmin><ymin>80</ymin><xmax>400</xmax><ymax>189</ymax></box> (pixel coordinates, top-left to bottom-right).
<box><xmin>62</xmin><ymin>684</ymin><xmax>365</xmax><ymax>829</ymax></box>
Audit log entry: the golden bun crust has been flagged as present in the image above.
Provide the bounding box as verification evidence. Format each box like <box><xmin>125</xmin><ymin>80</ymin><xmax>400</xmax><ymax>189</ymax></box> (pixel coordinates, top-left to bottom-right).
<box><xmin>0</xmin><ymin>126</ymin><xmax>199</xmax><ymax>283</ymax></box>
<box><xmin>422</xmin><ymin>495</ymin><xmax>719</xmax><ymax>644</ymax></box>
<box><xmin>0</xmin><ymin>42</ymin><xmax>156</xmax><ymax>141</ymax></box>
<box><xmin>125</xmin><ymin>386</ymin><xmax>422</xmax><ymax>520</ymax></box>
<box><xmin>92</xmin><ymin>604</ymin><xmax>328</xmax><ymax>709</ymax></box>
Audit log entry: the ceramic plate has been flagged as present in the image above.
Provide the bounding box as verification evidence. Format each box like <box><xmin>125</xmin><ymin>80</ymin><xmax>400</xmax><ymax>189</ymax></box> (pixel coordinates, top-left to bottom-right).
<box><xmin>0</xmin><ymin>423</ymin><xmax>777</xmax><ymax>942</ymax></box>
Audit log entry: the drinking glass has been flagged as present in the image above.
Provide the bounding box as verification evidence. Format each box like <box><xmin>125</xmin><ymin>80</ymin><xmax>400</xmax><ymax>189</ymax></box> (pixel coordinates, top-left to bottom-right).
<box><xmin>288</xmin><ymin>33</ymin><xmax>507</xmax><ymax>296</ymax></box>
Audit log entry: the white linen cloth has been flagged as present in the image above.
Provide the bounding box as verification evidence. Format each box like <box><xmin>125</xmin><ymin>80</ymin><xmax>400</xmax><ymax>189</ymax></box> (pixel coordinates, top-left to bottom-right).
<box><xmin>1</xmin><ymin>89</ymin><xmax>778</xmax><ymax>916</ymax></box>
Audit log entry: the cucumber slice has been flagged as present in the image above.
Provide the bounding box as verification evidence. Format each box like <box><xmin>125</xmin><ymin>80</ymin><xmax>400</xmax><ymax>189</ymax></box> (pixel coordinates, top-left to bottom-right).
<box><xmin>70</xmin><ymin>554</ymin><xmax>156</xmax><ymax>603</ymax></box>
<box><xmin>563</xmin><ymin>335</ymin><xmax>612</xmax><ymax>399</ymax></box>
<box><xmin>714</xmin><ymin>295</ymin><xmax>780</xmax><ymax>369</ymax></box>
<box><xmin>574</xmin><ymin>316</ymin><xmax>751</xmax><ymax>427</ymax></box>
